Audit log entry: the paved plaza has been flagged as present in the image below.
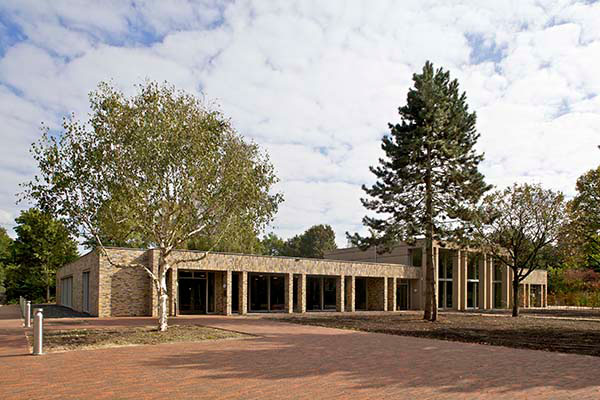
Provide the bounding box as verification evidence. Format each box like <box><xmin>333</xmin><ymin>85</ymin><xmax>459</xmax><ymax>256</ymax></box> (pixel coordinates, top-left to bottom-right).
<box><xmin>1</xmin><ymin>305</ymin><xmax>600</xmax><ymax>399</ymax></box>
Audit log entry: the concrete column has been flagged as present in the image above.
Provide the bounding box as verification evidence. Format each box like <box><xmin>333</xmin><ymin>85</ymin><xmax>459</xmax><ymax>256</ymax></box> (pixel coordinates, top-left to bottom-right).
<box><xmin>382</xmin><ymin>277</ymin><xmax>388</xmax><ymax>311</ymax></box>
<box><xmin>420</xmin><ymin>243</ymin><xmax>427</xmax><ymax>311</ymax></box>
<box><xmin>453</xmin><ymin>250</ymin><xmax>462</xmax><ymax>310</ymax></box>
<box><xmin>388</xmin><ymin>277</ymin><xmax>397</xmax><ymax>312</ymax></box>
<box><xmin>169</xmin><ymin>267</ymin><xmax>178</xmax><ymax>316</ymax></box>
<box><xmin>486</xmin><ymin>257</ymin><xmax>494</xmax><ymax>309</ymax></box>
<box><xmin>527</xmin><ymin>284</ymin><xmax>531</xmax><ymax>308</ymax></box>
<box><xmin>508</xmin><ymin>268</ymin><xmax>515</xmax><ymax>308</ymax></box>
<box><xmin>336</xmin><ymin>275</ymin><xmax>345</xmax><ymax>312</ymax></box>
<box><xmin>284</xmin><ymin>272</ymin><xmax>293</xmax><ymax>313</ymax></box>
<box><xmin>239</xmin><ymin>271</ymin><xmax>248</xmax><ymax>315</ymax></box>
<box><xmin>460</xmin><ymin>251</ymin><xmax>468</xmax><ymax>310</ymax></box>
<box><xmin>478</xmin><ymin>254</ymin><xmax>488</xmax><ymax>310</ymax></box>
<box><xmin>345</xmin><ymin>276</ymin><xmax>355</xmax><ymax>312</ymax></box>
<box><xmin>224</xmin><ymin>270</ymin><xmax>232</xmax><ymax>316</ymax></box>
<box><xmin>298</xmin><ymin>274</ymin><xmax>306</xmax><ymax>313</ymax></box>
<box><xmin>544</xmin><ymin>284</ymin><xmax>548</xmax><ymax>307</ymax></box>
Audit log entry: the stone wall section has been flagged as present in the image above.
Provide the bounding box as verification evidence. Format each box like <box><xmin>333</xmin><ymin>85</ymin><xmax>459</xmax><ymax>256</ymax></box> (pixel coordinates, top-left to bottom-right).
<box><xmin>98</xmin><ymin>248</ymin><xmax>152</xmax><ymax>317</ymax></box>
<box><xmin>366</xmin><ymin>277</ymin><xmax>385</xmax><ymax>311</ymax></box>
<box><xmin>169</xmin><ymin>250</ymin><xmax>420</xmax><ymax>279</ymax></box>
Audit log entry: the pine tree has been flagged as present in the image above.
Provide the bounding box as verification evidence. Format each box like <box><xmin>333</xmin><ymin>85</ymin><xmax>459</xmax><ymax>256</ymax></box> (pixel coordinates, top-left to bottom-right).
<box><xmin>349</xmin><ymin>62</ymin><xmax>490</xmax><ymax>321</ymax></box>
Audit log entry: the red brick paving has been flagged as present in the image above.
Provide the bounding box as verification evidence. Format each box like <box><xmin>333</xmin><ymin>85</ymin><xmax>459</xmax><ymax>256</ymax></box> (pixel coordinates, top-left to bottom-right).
<box><xmin>1</xmin><ymin>305</ymin><xmax>600</xmax><ymax>399</ymax></box>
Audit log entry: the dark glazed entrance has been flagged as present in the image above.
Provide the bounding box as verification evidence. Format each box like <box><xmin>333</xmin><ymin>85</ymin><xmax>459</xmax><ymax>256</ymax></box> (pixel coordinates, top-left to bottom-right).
<box><xmin>355</xmin><ymin>277</ymin><xmax>367</xmax><ymax>310</ymax></box>
<box><xmin>178</xmin><ymin>270</ymin><xmax>215</xmax><ymax>314</ymax></box>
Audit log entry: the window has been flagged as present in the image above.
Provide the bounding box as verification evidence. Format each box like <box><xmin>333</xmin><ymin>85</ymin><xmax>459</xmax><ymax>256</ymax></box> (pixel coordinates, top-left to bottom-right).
<box><xmin>437</xmin><ymin>249</ymin><xmax>453</xmax><ymax>309</ymax></box>
<box><xmin>60</xmin><ymin>277</ymin><xmax>73</xmax><ymax>308</ymax></box>
<box><xmin>493</xmin><ymin>264</ymin><xmax>502</xmax><ymax>308</ymax></box>
<box><xmin>410</xmin><ymin>248</ymin><xmax>422</xmax><ymax>267</ymax></box>
<box><xmin>82</xmin><ymin>271</ymin><xmax>90</xmax><ymax>313</ymax></box>
<box><xmin>467</xmin><ymin>254</ymin><xmax>480</xmax><ymax>308</ymax></box>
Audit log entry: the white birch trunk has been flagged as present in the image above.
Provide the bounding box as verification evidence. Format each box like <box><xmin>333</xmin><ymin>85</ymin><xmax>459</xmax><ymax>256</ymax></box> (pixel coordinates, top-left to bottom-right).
<box><xmin>157</xmin><ymin>259</ymin><xmax>169</xmax><ymax>332</ymax></box>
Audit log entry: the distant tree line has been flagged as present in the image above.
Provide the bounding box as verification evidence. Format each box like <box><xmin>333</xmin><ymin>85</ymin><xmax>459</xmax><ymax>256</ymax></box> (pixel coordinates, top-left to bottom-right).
<box><xmin>0</xmin><ymin>209</ymin><xmax>78</xmax><ymax>303</ymax></box>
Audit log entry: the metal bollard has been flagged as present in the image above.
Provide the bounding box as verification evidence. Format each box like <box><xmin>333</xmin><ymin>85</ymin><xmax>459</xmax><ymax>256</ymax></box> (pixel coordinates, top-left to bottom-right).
<box><xmin>33</xmin><ymin>308</ymin><xmax>43</xmax><ymax>355</ymax></box>
<box><xmin>25</xmin><ymin>301</ymin><xmax>31</xmax><ymax>328</ymax></box>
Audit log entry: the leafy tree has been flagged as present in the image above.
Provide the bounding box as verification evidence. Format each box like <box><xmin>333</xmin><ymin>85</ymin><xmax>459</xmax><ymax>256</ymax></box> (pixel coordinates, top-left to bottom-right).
<box><xmin>565</xmin><ymin>165</ymin><xmax>600</xmax><ymax>271</ymax></box>
<box><xmin>259</xmin><ymin>232</ymin><xmax>287</xmax><ymax>256</ymax></box>
<box><xmin>0</xmin><ymin>227</ymin><xmax>12</xmax><ymax>299</ymax></box>
<box><xmin>7</xmin><ymin>209</ymin><xmax>78</xmax><ymax>302</ymax></box>
<box><xmin>470</xmin><ymin>184</ymin><xmax>566</xmax><ymax>317</ymax></box>
<box><xmin>348</xmin><ymin>62</ymin><xmax>490</xmax><ymax>321</ymax></box>
<box><xmin>296</xmin><ymin>224</ymin><xmax>337</xmax><ymax>258</ymax></box>
<box><xmin>23</xmin><ymin>81</ymin><xmax>282</xmax><ymax>331</ymax></box>
<box><xmin>257</xmin><ymin>225</ymin><xmax>337</xmax><ymax>258</ymax></box>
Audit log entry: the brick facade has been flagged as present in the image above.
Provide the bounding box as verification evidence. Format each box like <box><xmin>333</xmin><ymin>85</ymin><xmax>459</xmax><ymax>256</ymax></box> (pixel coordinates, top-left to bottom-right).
<box><xmin>57</xmin><ymin>247</ymin><xmax>421</xmax><ymax>317</ymax></box>
<box><xmin>56</xmin><ymin>243</ymin><xmax>548</xmax><ymax>317</ymax></box>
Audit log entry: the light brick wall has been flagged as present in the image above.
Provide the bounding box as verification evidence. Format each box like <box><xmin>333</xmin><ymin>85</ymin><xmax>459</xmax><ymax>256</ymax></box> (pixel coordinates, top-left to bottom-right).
<box><xmin>98</xmin><ymin>249</ymin><xmax>152</xmax><ymax>317</ymax></box>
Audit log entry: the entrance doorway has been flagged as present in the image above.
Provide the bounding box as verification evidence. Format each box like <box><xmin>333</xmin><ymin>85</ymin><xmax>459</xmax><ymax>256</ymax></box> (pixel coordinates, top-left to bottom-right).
<box><xmin>355</xmin><ymin>277</ymin><xmax>367</xmax><ymax>310</ymax></box>
<box><xmin>306</xmin><ymin>276</ymin><xmax>337</xmax><ymax>311</ymax></box>
<box><xmin>397</xmin><ymin>281</ymin><xmax>409</xmax><ymax>310</ymax></box>
<box><xmin>249</xmin><ymin>273</ymin><xmax>285</xmax><ymax>312</ymax></box>
<box><xmin>178</xmin><ymin>270</ymin><xmax>215</xmax><ymax>314</ymax></box>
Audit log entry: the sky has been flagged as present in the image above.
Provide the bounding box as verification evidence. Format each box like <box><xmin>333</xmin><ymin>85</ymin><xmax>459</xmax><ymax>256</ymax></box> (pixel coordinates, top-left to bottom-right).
<box><xmin>0</xmin><ymin>0</ymin><xmax>599</xmax><ymax>247</ymax></box>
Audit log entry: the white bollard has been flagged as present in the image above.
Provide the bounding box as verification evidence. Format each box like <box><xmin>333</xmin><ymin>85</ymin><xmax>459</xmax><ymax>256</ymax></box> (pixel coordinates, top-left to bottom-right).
<box><xmin>25</xmin><ymin>301</ymin><xmax>31</xmax><ymax>328</ymax></box>
<box><xmin>33</xmin><ymin>308</ymin><xmax>43</xmax><ymax>355</ymax></box>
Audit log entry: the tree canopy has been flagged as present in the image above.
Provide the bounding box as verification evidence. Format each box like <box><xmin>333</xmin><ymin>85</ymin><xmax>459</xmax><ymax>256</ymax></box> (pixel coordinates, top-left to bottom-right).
<box><xmin>565</xmin><ymin>165</ymin><xmax>600</xmax><ymax>271</ymax></box>
<box><xmin>349</xmin><ymin>61</ymin><xmax>490</xmax><ymax>321</ymax></box>
<box><xmin>470</xmin><ymin>183</ymin><xmax>566</xmax><ymax>316</ymax></box>
<box><xmin>23</xmin><ymin>81</ymin><xmax>282</xmax><ymax>330</ymax></box>
<box><xmin>6</xmin><ymin>209</ymin><xmax>78</xmax><ymax>302</ymax></box>
<box><xmin>258</xmin><ymin>224</ymin><xmax>337</xmax><ymax>258</ymax></box>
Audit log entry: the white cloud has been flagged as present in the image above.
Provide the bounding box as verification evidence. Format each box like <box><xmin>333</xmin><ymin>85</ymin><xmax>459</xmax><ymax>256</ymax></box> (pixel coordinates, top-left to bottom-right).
<box><xmin>1</xmin><ymin>0</ymin><xmax>599</xmax><ymax>246</ymax></box>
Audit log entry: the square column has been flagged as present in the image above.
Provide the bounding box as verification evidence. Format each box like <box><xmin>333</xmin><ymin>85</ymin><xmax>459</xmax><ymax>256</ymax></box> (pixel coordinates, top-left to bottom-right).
<box><xmin>460</xmin><ymin>251</ymin><xmax>468</xmax><ymax>310</ymax></box>
<box><xmin>297</xmin><ymin>274</ymin><xmax>306</xmax><ymax>313</ymax></box>
<box><xmin>239</xmin><ymin>271</ymin><xmax>248</xmax><ymax>315</ymax></box>
<box><xmin>169</xmin><ymin>266</ymin><xmax>178</xmax><ymax>316</ymax></box>
<box><xmin>336</xmin><ymin>275</ymin><xmax>345</xmax><ymax>312</ymax></box>
<box><xmin>453</xmin><ymin>250</ymin><xmax>463</xmax><ymax>310</ymax></box>
<box><xmin>345</xmin><ymin>276</ymin><xmax>355</xmax><ymax>312</ymax></box>
<box><xmin>486</xmin><ymin>257</ymin><xmax>493</xmax><ymax>310</ymax></box>
<box><xmin>284</xmin><ymin>272</ymin><xmax>293</xmax><ymax>313</ymax></box>
<box><xmin>383</xmin><ymin>277</ymin><xmax>388</xmax><ymax>311</ymax></box>
<box><xmin>544</xmin><ymin>284</ymin><xmax>548</xmax><ymax>307</ymax></box>
<box><xmin>527</xmin><ymin>284</ymin><xmax>531</xmax><ymax>308</ymax></box>
<box><xmin>388</xmin><ymin>277</ymin><xmax>397</xmax><ymax>312</ymax></box>
<box><xmin>502</xmin><ymin>266</ymin><xmax>512</xmax><ymax>308</ymax></box>
<box><xmin>478</xmin><ymin>254</ymin><xmax>488</xmax><ymax>310</ymax></box>
<box><xmin>224</xmin><ymin>270</ymin><xmax>232</xmax><ymax>316</ymax></box>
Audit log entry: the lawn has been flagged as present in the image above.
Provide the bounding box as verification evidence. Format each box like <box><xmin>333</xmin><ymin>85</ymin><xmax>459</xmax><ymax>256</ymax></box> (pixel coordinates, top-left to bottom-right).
<box><xmin>273</xmin><ymin>312</ymin><xmax>600</xmax><ymax>357</ymax></box>
<box><xmin>28</xmin><ymin>324</ymin><xmax>248</xmax><ymax>353</ymax></box>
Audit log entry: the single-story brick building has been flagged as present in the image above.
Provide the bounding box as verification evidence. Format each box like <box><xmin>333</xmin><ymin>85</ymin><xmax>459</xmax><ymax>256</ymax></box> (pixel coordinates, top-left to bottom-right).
<box><xmin>56</xmin><ymin>241</ymin><xmax>547</xmax><ymax>317</ymax></box>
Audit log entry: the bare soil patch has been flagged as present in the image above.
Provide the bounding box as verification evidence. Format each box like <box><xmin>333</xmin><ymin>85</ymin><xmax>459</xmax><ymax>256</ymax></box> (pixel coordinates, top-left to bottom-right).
<box><xmin>273</xmin><ymin>313</ymin><xmax>600</xmax><ymax>357</ymax></box>
<box><xmin>28</xmin><ymin>324</ymin><xmax>248</xmax><ymax>353</ymax></box>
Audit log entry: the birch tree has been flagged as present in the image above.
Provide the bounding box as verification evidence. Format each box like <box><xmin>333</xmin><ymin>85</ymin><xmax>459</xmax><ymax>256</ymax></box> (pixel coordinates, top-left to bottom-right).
<box><xmin>23</xmin><ymin>81</ymin><xmax>282</xmax><ymax>331</ymax></box>
<box><xmin>470</xmin><ymin>184</ymin><xmax>566</xmax><ymax>316</ymax></box>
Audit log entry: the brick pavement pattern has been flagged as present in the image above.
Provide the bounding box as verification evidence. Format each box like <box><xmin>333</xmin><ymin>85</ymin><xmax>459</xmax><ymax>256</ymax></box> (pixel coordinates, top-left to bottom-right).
<box><xmin>1</xmin><ymin>305</ymin><xmax>600</xmax><ymax>399</ymax></box>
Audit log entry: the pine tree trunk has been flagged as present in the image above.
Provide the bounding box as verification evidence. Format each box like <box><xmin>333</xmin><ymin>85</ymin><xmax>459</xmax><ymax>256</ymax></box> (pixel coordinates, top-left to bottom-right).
<box><xmin>46</xmin><ymin>283</ymin><xmax>50</xmax><ymax>303</ymax></box>
<box><xmin>423</xmin><ymin>147</ymin><xmax>437</xmax><ymax>322</ymax></box>
<box><xmin>512</xmin><ymin>277</ymin><xmax>520</xmax><ymax>317</ymax></box>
